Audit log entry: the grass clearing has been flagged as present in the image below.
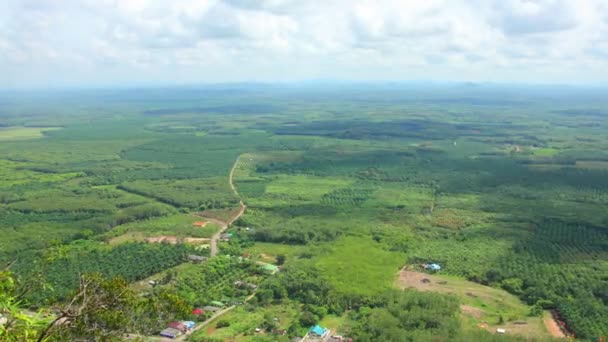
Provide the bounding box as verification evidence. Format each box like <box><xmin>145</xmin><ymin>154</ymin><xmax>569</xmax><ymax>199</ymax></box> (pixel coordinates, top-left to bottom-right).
<box><xmin>243</xmin><ymin>242</ymin><xmax>309</xmax><ymax>264</ymax></box>
<box><xmin>107</xmin><ymin>213</ymin><xmax>221</xmax><ymax>241</ymax></box>
<box><xmin>195</xmin><ymin>304</ymin><xmax>298</xmax><ymax>341</ymax></box>
<box><xmin>0</xmin><ymin>126</ymin><xmax>62</xmax><ymax>141</ymax></box>
<box><xmin>531</xmin><ymin>147</ymin><xmax>560</xmax><ymax>157</ymax></box>
<box><xmin>316</xmin><ymin>236</ymin><xmax>405</xmax><ymax>296</ymax></box>
<box><xmin>260</xmin><ymin>175</ymin><xmax>354</xmax><ymax>205</ymax></box>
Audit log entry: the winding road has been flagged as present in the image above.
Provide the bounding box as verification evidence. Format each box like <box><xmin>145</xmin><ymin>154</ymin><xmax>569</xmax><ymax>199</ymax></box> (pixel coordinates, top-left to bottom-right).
<box><xmin>206</xmin><ymin>156</ymin><xmax>246</xmax><ymax>257</ymax></box>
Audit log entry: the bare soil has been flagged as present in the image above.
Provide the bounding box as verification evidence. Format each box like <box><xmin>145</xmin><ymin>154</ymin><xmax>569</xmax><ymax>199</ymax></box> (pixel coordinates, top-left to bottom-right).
<box><xmin>145</xmin><ymin>236</ymin><xmax>179</xmax><ymax>244</ymax></box>
<box><xmin>543</xmin><ymin>313</ymin><xmax>566</xmax><ymax>338</ymax></box>
<box><xmin>145</xmin><ymin>236</ymin><xmax>209</xmax><ymax>245</ymax></box>
<box><xmin>461</xmin><ymin>305</ymin><xmax>485</xmax><ymax>319</ymax></box>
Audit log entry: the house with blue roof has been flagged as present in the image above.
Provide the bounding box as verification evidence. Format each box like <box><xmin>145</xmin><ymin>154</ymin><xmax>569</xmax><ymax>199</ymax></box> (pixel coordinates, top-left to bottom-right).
<box><xmin>309</xmin><ymin>324</ymin><xmax>328</xmax><ymax>337</ymax></box>
<box><xmin>424</xmin><ymin>263</ymin><xmax>441</xmax><ymax>271</ymax></box>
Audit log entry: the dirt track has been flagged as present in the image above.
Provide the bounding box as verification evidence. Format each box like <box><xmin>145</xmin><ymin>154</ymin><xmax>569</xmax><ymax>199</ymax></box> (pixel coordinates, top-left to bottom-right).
<box><xmin>206</xmin><ymin>156</ymin><xmax>246</xmax><ymax>256</ymax></box>
<box><xmin>543</xmin><ymin>313</ymin><xmax>566</xmax><ymax>338</ymax></box>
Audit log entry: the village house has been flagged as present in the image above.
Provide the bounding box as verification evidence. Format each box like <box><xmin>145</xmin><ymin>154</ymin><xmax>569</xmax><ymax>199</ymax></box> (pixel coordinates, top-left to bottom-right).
<box><xmin>234</xmin><ymin>280</ymin><xmax>257</xmax><ymax>289</ymax></box>
<box><xmin>309</xmin><ymin>324</ymin><xmax>329</xmax><ymax>338</ymax></box>
<box><xmin>202</xmin><ymin>305</ymin><xmax>221</xmax><ymax>312</ymax></box>
<box><xmin>187</xmin><ymin>254</ymin><xmax>207</xmax><ymax>263</ymax></box>
<box><xmin>167</xmin><ymin>321</ymin><xmax>187</xmax><ymax>333</ymax></box>
<box><xmin>424</xmin><ymin>263</ymin><xmax>441</xmax><ymax>271</ymax></box>
<box><xmin>210</xmin><ymin>300</ymin><xmax>225</xmax><ymax>308</ymax></box>
<box><xmin>191</xmin><ymin>308</ymin><xmax>205</xmax><ymax>316</ymax></box>
<box><xmin>159</xmin><ymin>327</ymin><xmax>182</xmax><ymax>339</ymax></box>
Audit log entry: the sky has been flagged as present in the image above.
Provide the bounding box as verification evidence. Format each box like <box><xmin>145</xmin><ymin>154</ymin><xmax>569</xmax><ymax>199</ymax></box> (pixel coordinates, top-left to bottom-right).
<box><xmin>1</xmin><ymin>0</ymin><xmax>608</xmax><ymax>88</ymax></box>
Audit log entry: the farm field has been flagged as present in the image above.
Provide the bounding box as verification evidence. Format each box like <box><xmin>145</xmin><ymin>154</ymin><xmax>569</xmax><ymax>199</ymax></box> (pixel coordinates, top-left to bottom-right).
<box><xmin>1</xmin><ymin>84</ymin><xmax>607</xmax><ymax>341</ymax></box>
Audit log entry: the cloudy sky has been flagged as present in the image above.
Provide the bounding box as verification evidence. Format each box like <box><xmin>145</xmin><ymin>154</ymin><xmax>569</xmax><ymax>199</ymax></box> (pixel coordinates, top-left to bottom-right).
<box><xmin>1</xmin><ymin>0</ymin><xmax>608</xmax><ymax>88</ymax></box>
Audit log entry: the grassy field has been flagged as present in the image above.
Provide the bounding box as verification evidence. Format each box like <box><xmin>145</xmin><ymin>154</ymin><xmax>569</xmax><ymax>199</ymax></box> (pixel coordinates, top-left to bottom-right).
<box><xmin>106</xmin><ymin>213</ymin><xmax>222</xmax><ymax>243</ymax></box>
<box><xmin>0</xmin><ymin>126</ymin><xmax>62</xmax><ymax>141</ymax></box>
<box><xmin>243</xmin><ymin>242</ymin><xmax>310</xmax><ymax>264</ymax></box>
<box><xmin>316</xmin><ymin>236</ymin><xmax>406</xmax><ymax>296</ymax></box>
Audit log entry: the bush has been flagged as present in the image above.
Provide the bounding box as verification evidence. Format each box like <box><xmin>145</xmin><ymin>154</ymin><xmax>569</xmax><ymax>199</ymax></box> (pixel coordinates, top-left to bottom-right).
<box><xmin>216</xmin><ymin>320</ymin><xmax>230</xmax><ymax>328</ymax></box>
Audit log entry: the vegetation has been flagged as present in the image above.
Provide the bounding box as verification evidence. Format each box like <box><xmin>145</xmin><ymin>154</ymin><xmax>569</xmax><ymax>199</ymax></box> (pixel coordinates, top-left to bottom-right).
<box><xmin>1</xmin><ymin>84</ymin><xmax>607</xmax><ymax>340</ymax></box>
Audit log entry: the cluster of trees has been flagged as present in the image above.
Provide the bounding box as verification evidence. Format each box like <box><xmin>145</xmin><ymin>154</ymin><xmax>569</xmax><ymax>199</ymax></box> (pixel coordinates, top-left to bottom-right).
<box><xmin>0</xmin><ymin>270</ymin><xmax>189</xmax><ymax>341</ymax></box>
<box><xmin>250</xmin><ymin>225</ymin><xmax>343</xmax><ymax>245</ymax></box>
<box><xmin>320</xmin><ymin>188</ymin><xmax>374</xmax><ymax>206</ymax></box>
<box><xmin>12</xmin><ymin>242</ymin><xmax>193</xmax><ymax>304</ymax></box>
<box><xmin>255</xmin><ymin>261</ymin><xmax>531</xmax><ymax>342</ymax></box>
<box><xmin>348</xmin><ymin>290</ymin><xmax>461</xmax><ymax>341</ymax></box>
<box><xmin>118</xmin><ymin>179</ymin><xmax>239</xmax><ymax>210</ymax></box>
<box><xmin>472</xmin><ymin>222</ymin><xmax>608</xmax><ymax>340</ymax></box>
<box><xmin>112</xmin><ymin>202</ymin><xmax>174</xmax><ymax>225</ymax></box>
<box><xmin>174</xmin><ymin>256</ymin><xmax>264</xmax><ymax>307</ymax></box>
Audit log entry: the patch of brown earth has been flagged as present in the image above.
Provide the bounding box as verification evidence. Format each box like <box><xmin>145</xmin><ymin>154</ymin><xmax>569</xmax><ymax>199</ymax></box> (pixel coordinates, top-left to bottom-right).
<box><xmin>145</xmin><ymin>236</ymin><xmax>210</xmax><ymax>245</ymax></box>
<box><xmin>145</xmin><ymin>236</ymin><xmax>179</xmax><ymax>244</ymax></box>
<box><xmin>396</xmin><ymin>270</ymin><xmax>438</xmax><ymax>291</ymax></box>
<box><xmin>461</xmin><ymin>305</ymin><xmax>484</xmax><ymax>319</ymax></box>
<box><xmin>183</xmin><ymin>237</ymin><xmax>210</xmax><ymax>244</ymax></box>
<box><xmin>543</xmin><ymin>313</ymin><xmax>566</xmax><ymax>338</ymax></box>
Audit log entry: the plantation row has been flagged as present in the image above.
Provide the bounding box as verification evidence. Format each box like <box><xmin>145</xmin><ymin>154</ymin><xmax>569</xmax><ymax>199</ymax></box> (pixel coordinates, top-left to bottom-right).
<box><xmin>483</xmin><ymin>222</ymin><xmax>608</xmax><ymax>340</ymax></box>
<box><xmin>118</xmin><ymin>178</ymin><xmax>239</xmax><ymax>210</ymax></box>
<box><xmin>320</xmin><ymin>188</ymin><xmax>375</xmax><ymax>206</ymax></box>
<box><xmin>173</xmin><ymin>256</ymin><xmax>265</xmax><ymax>307</ymax></box>
<box><xmin>13</xmin><ymin>242</ymin><xmax>193</xmax><ymax>304</ymax></box>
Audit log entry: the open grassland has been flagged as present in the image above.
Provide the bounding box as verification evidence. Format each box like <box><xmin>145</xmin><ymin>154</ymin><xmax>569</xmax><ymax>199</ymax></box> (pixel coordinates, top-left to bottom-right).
<box><xmin>0</xmin><ymin>126</ymin><xmax>62</xmax><ymax>141</ymax></box>
<box><xmin>243</xmin><ymin>242</ymin><xmax>309</xmax><ymax>264</ymax></box>
<box><xmin>316</xmin><ymin>236</ymin><xmax>406</xmax><ymax>296</ymax></box>
<box><xmin>106</xmin><ymin>213</ymin><xmax>221</xmax><ymax>243</ymax></box>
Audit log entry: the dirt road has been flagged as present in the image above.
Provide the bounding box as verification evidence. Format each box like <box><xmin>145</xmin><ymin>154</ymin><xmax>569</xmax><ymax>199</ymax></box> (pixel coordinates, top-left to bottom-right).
<box><xmin>543</xmin><ymin>312</ymin><xmax>566</xmax><ymax>338</ymax></box>
<box><xmin>206</xmin><ymin>156</ymin><xmax>246</xmax><ymax>256</ymax></box>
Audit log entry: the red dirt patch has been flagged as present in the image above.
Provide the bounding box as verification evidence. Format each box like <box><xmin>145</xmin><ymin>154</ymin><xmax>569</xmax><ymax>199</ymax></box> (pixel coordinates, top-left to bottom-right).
<box><xmin>543</xmin><ymin>313</ymin><xmax>566</xmax><ymax>338</ymax></box>
<box><xmin>193</xmin><ymin>221</ymin><xmax>208</xmax><ymax>227</ymax></box>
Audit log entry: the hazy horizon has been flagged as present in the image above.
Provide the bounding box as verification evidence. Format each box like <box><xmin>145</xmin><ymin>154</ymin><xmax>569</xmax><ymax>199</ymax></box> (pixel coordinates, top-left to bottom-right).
<box><xmin>2</xmin><ymin>0</ymin><xmax>608</xmax><ymax>89</ymax></box>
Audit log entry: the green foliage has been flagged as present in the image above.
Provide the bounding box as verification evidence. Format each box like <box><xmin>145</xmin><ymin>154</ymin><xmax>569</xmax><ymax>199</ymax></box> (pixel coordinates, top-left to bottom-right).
<box><xmin>169</xmin><ymin>256</ymin><xmax>265</xmax><ymax>307</ymax></box>
<box><xmin>1</xmin><ymin>270</ymin><xmax>189</xmax><ymax>341</ymax></box>
<box><xmin>349</xmin><ymin>290</ymin><xmax>461</xmax><ymax>342</ymax></box>
<box><xmin>3</xmin><ymin>85</ymin><xmax>608</xmax><ymax>340</ymax></box>
<box><xmin>118</xmin><ymin>177</ymin><xmax>239</xmax><ymax>209</ymax></box>
<box><xmin>113</xmin><ymin>202</ymin><xmax>175</xmax><ymax>225</ymax></box>
<box><xmin>13</xmin><ymin>242</ymin><xmax>192</xmax><ymax>304</ymax></box>
<box><xmin>216</xmin><ymin>319</ymin><xmax>231</xmax><ymax>328</ymax></box>
<box><xmin>0</xmin><ymin>270</ymin><xmax>50</xmax><ymax>341</ymax></box>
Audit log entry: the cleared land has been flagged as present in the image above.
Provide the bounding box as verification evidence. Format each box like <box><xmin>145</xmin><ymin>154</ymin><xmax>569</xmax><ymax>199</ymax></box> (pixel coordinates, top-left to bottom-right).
<box><xmin>0</xmin><ymin>126</ymin><xmax>62</xmax><ymax>140</ymax></box>
<box><xmin>396</xmin><ymin>269</ymin><xmax>557</xmax><ymax>339</ymax></box>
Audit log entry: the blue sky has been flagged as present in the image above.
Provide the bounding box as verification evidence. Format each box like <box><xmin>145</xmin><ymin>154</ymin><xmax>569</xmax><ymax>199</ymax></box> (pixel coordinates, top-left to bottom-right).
<box><xmin>1</xmin><ymin>0</ymin><xmax>608</xmax><ymax>88</ymax></box>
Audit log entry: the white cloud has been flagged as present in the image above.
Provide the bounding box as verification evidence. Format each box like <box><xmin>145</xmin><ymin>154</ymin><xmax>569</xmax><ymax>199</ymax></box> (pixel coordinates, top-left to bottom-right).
<box><xmin>1</xmin><ymin>0</ymin><xmax>608</xmax><ymax>87</ymax></box>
